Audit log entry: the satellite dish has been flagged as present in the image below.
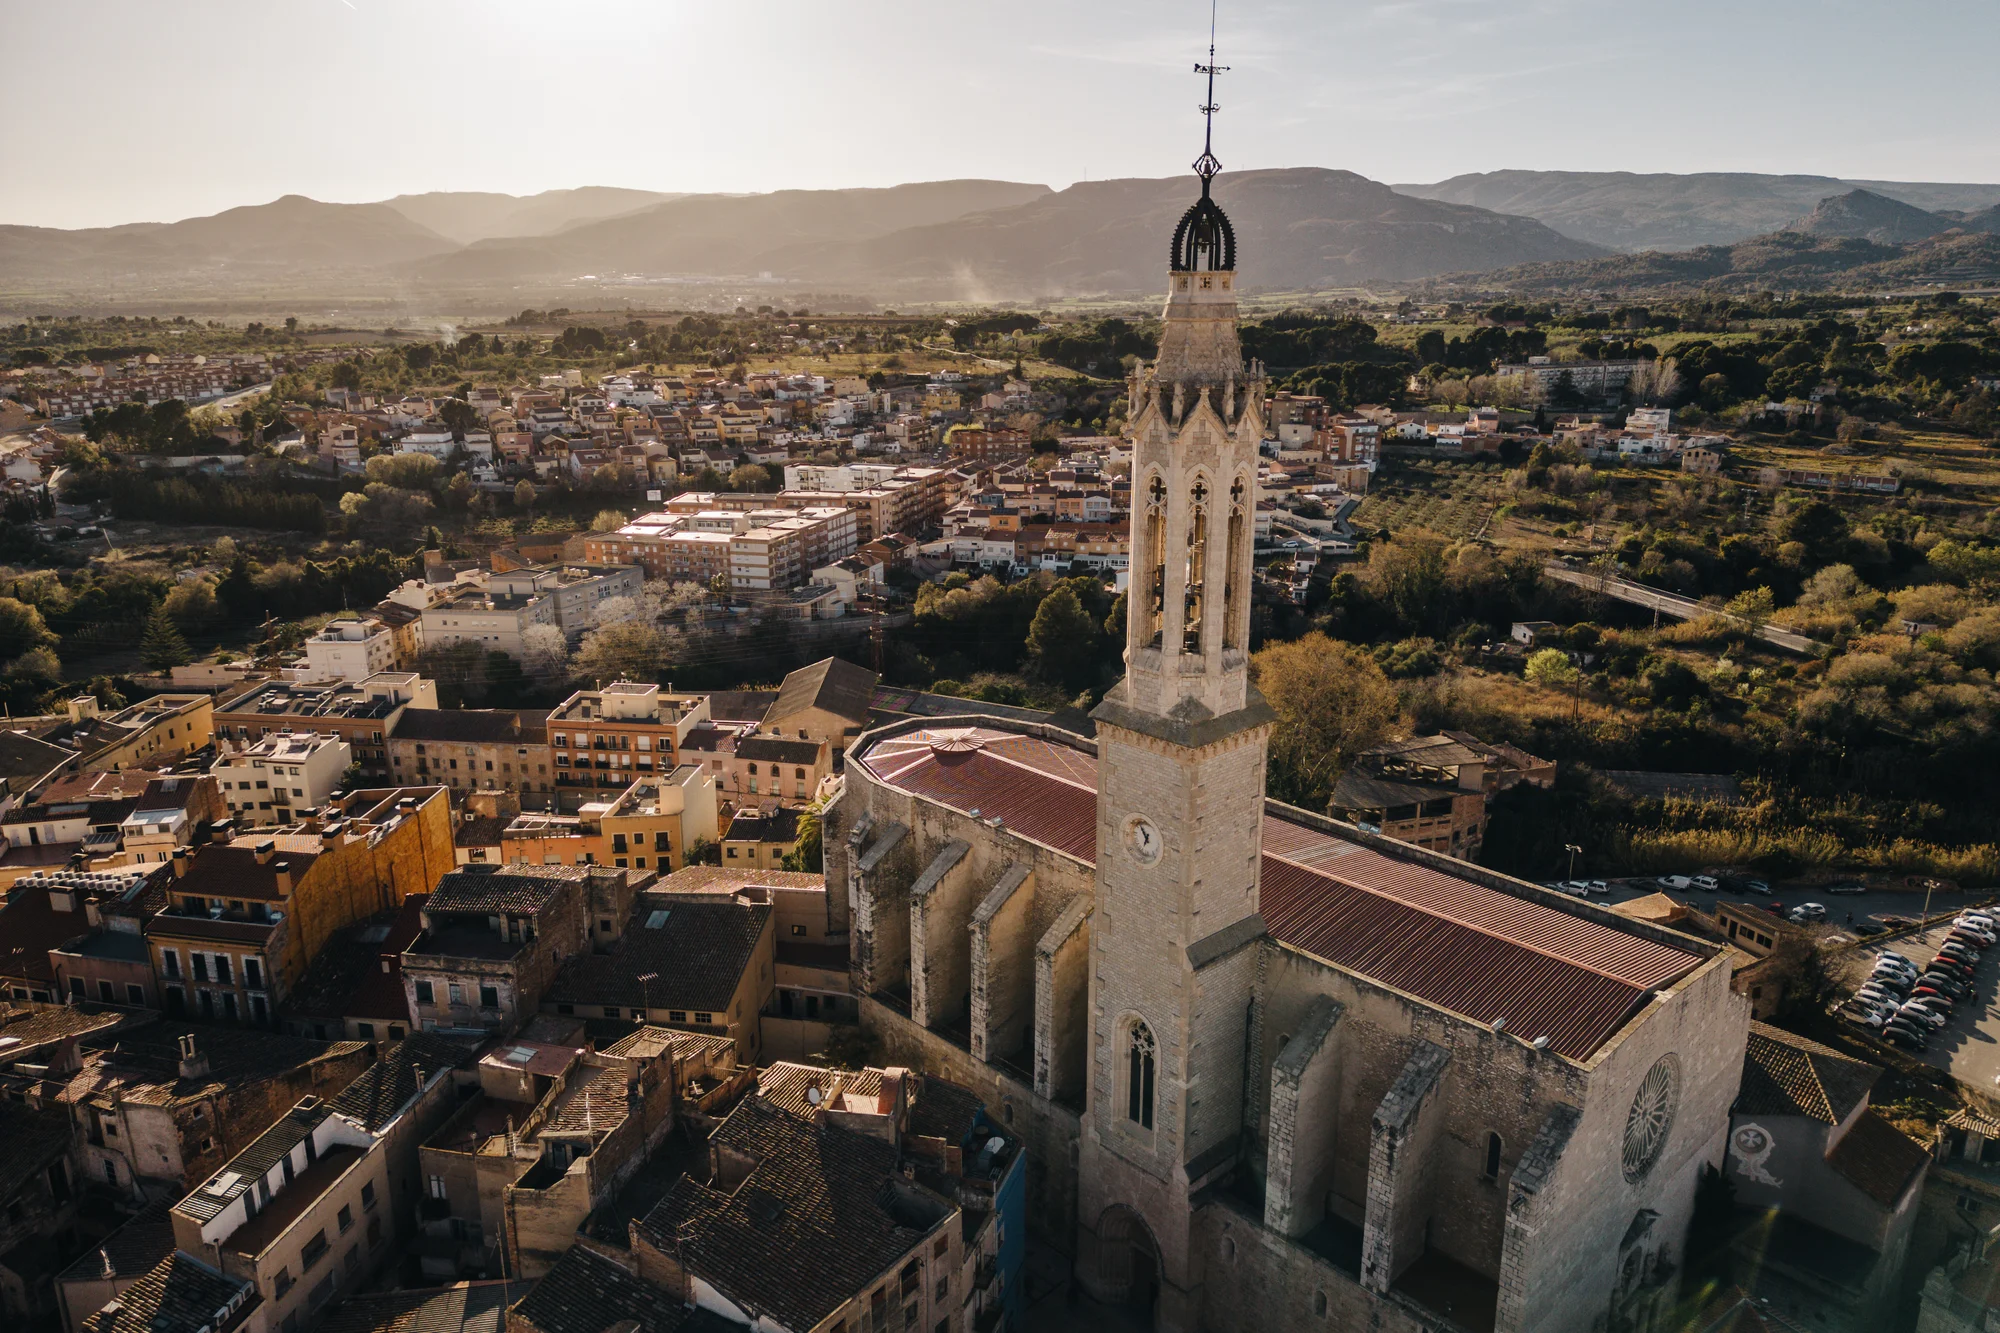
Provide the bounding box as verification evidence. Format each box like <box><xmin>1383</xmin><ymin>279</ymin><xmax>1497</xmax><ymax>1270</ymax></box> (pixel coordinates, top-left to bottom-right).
<box><xmin>985</xmin><ymin>1137</ymin><xmax>1005</xmax><ymax>1155</ymax></box>
<box><xmin>805</xmin><ymin>1085</ymin><xmax>823</xmax><ymax>1105</ymax></box>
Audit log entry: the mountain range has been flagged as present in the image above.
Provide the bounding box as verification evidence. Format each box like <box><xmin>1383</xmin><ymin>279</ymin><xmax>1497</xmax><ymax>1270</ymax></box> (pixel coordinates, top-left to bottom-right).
<box><xmin>0</xmin><ymin>171</ymin><xmax>1599</xmax><ymax>304</ymax></box>
<box><xmin>8</xmin><ymin>171</ymin><xmax>2000</xmax><ymax>306</ymax></box>
<box><xmin>1452</xmin><ymin>190</ymin><xmax>2000</xmax><ymax>295</ymax></box>
<box><xmin>1396</xmin><ymin>170</ymin><xmax>2000</xmax><ymax>252</ymax></box>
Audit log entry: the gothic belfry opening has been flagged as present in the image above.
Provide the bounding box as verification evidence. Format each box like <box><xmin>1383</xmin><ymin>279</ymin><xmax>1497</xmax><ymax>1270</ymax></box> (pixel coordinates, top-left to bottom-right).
<box><xmin>1182</xmin><ymin>480</ymin><xmax>1208</xmax><ymax>654</ymax></box>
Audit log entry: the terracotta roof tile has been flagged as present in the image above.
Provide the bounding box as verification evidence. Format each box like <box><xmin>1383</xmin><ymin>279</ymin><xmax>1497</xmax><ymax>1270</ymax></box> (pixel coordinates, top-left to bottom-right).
<box><xmin>80</xmin><ymin>1251</ymin><xmax>259</xmax><ymax>1333</ymax></box>
<box><xmin>1736</xmin><ymin>1022</ymin><xmax>1881</xmax><ymax>1124</ymax></box>
<box><xmin>1825</xmin><ymin>1109</ymin><xmax>1928</xmax><ymax>1207</ymax></box>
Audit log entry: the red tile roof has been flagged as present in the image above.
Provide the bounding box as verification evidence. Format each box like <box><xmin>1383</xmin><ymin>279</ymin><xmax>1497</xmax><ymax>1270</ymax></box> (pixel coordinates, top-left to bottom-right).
<box><xmin>855</xmin><ymin>723</ymin><xmax>1706</xmax><ymax>1060</ymax></box>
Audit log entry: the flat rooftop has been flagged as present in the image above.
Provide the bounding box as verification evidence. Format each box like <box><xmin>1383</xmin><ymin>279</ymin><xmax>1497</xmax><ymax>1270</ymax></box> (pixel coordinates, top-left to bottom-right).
<box><xmin>853</xmin><ymin>723</ymin><xmax>1708</xmax><ymax>1062</ymax></box>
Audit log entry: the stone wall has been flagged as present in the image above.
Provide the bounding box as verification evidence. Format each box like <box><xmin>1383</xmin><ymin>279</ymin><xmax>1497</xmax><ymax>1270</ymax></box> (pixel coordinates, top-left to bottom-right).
<box><xmin>970</xmin><ymin>863</ymin><xmax>1034</xmax><ymax>1066</ymax></box>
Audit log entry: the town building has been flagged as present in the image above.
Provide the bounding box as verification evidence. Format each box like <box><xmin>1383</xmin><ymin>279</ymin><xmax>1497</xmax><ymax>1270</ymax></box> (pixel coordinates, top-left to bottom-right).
<box><xmin>384</xmin><ymin>708</ymin><xmax>553</xmax><ymax>805</ymax></box>
<box><xmin>1328</xmin><ymin>732</ymin><xmax>1555</xmax><ymax>859</ymax></box>
<box><xmin>1722</xmin><ymin>1023</ymin><xmax>1929</xmax><ymax>1329</ymax></box>
<box><xmin>400</xmin><ymin>864</ymin><xmax>616</xmax><ymax>1036</ymax></box>
<box><xmin>727</xmin><ymin>734</ymin><xmax>828</xmax><ymax>805</ymax></box>
<box><xmin>498</xmin><ymin>770</ymin><xmax>718</xmax><ymax>876</ymax></box>
<box><xmin>38</xmin><ymin>1020</ymin><xmax>374</xmax><ymax>1202</ymax></box>
<box><xmin>280</xmin><ymin>896</ymin><xmax>427</xmax><ymax>1043</ymax></box>
<box><xmin>28</xmin><ymin>694</ymin><xmax>213</xmax><ymax>775</ymax></box>
<box><xmin>545</xmin><ymin>886</ymin><xmax>774</xmax><ymax>1058</ymax></box>
<box><xmin>759</xmin><ymin>657</ymin><xmax>878</xmax><ymax>759</ymax></box>
<box><xmin>420</xmin><ymin>563</ymin><xmax>641</xmax><ymax>658</ymax></box>
<box><xmin>295</xmin><ymin>618</ymin><xmax>401</xmax><ymax>684</ymax></box>
<box><xmin>719</xmin><ymin>806</ymin><xmax>800</xmax><ymax>870</ymax></box>
<box><xmin>212</xmin><ymin>733</ymin><xmax>353</xmax><ymax>828</ymax></box>
<box><xmin>213</xmin><ymin>674</ymin><xmax>436</xmax><ymax>785</ymax></box>
<box><xmin>545</xmin><ymin>683</ymin><xmax>710</xmax><ymax>809</ymax></box>
<box><xmin>144</xmin><ymin>787</ymin><xmax>453</xmax><ymax>1024</ymax></box>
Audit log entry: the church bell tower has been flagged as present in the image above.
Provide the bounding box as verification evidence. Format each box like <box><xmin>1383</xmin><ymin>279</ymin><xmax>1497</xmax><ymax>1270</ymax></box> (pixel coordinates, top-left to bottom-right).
<box><xmin>1077</xmin><ymin>33</ymin><xmax>1270</xmax><ymax>1331</ymax></box>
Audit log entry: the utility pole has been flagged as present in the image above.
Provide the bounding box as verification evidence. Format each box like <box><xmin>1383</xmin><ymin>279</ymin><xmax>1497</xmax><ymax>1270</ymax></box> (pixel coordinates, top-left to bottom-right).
<box><xmin>1564</xmin><ymin>843</ymin><xmax>1582</xmax><ymax>880</ymax></box>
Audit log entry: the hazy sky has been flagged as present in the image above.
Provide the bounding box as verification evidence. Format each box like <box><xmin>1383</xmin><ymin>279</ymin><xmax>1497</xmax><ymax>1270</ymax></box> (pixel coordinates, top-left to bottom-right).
<box><xmin>10</xmin><ymin>0</ymin><xmax>1999</xmax><ymax>229</ymax></box>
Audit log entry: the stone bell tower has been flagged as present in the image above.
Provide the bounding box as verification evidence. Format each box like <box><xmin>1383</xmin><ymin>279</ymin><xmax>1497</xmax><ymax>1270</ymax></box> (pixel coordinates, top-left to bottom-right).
<box><xmin>1076</xmin><ymin>34</ymin><xmax>1271</xmax><ymax>1332</ymax></box>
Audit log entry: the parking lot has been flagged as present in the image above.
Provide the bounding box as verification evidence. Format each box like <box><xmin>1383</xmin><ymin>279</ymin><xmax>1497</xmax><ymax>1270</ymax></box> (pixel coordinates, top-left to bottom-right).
<box><xmin>1598</xmin><ymin>878</ymin><xmax>1980</xmax><ymax>940</ymax></box>
<box><xmin>1850</xmin><ymin>918</ymin><xmax>2000</xmax><ymax>1091</ymax></box>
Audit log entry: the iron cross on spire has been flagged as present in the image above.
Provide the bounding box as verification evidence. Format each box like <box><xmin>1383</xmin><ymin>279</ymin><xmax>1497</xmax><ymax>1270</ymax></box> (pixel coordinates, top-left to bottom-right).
<box><xmin>1192</xmin><ymin>2</ymin><xmax>1227</xmax><ymax>190</ymax></box>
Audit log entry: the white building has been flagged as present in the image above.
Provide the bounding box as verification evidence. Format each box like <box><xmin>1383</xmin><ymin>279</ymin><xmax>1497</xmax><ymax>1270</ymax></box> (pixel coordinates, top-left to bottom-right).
<box><xmin>298</xmin><ymin>618</ymin><xmax>398</xmax><ymax>683</ymax></box>
<box><xmin>213</xmin><ymin>731</ymin><xmax>353</xmax><ymax>825</ymax></box>
<box><xmin>420</xmin><ymin>563</ymin><xmax>641</xmax><ymax>657</ymax></box>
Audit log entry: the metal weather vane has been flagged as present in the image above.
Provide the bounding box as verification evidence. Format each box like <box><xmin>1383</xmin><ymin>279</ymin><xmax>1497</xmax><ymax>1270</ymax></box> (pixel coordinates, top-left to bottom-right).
<box><xmin>1192</xmin><ymin>1</ymin><xmax>1227</xmax><ymax>190</ymax></box>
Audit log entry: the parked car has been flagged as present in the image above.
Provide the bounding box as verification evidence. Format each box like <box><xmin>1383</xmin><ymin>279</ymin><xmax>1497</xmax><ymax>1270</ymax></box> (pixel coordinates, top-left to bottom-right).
<box><xmin>1936</xmin><ymin>946</ymin><xmax>1981</xmax><ymax>967</ymax></box>
<box><xmin>1854</xmin><ymin>923</ymin><xmax>1886</xmax><ymax>937</ymax></box>
<box><xmin>1793</xmin><ymin>902</ymin><xmax>1827</xmax><ymax>922</ymax></box>
<box><xmin>1880</xmin><ymin>951</ymin><xmax>1916</xmax><ymax>966</ymax></box>
<box><xmin>1658</xmin><ymin>875</ymin><xmax>1693</xmax><ymax>891</ymax></box>
<box><xmin>1919</xmin><ymin>972</ymin><xmax>1969</xmax><ymax>996</ymax></box>
<box><xmin>1898</xmin><ymin>1004</ymin><xmax>1947</xmax><ymax>1030</ymax></box>
<box><xmin>1849</xmin><ymin>1004</ymin><xmax>1891</xmax><ymax>1027</ymax></box>
<box><xmin>1883</xmin><ymin>1026</ymin><xmax>1929</xmax><ymax>1052</ymax></box>
<box><xmin>1909</xmin><ymin>988</ymin><xmax>1954</xmax><ymax>1011</ymax></box>
<box><xmin>1826</xmin><ymin>882</ymin><xmax>1866</xmax><ymax>895</ymax></box>
<box><xmin>1586</xmin><ymin>880</ymin><xmax>1609</xmax><ymax>895</ymax></box>
<box><xmin>1742</xmin><ymin>879</ymin><xmax>1773</xmax><ymax>895</ymax></box>
<box><xmin>1957</xmin><ymin>913</ymin><xmax>1996</xmax><ymax>930</ymax></box>
<box><xmin>1881</xmin><ymin>915</ymin><xmax>1916</xmax><ymax>928</ymax></box>
<box><xmin>1691</xmin><ymin>875</ymin><xmax>1721</xmax><ymax>891</ymax></box>
<box><xmin>1952</xmin><ymin>923</ymin><xmax>1997</xmax><ymax>946</ymax></box>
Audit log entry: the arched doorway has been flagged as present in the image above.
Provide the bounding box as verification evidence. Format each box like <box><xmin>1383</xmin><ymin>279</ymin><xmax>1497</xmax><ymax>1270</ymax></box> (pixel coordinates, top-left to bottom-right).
<box><xmin>1096</xmin><ymin>1205</ymin><xmax>1162</xmax><ymax>1319</ymax></box>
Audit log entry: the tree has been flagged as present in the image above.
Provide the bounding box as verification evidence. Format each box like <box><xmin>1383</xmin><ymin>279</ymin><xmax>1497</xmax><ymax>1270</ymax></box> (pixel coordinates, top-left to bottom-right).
<box><xmin>140</xmin><ymin>606</ymin><xmax>193</xmax><ymax>673</ymax></box>
<box><xmin>1523</xmin><ymin>647</ymin><xmax>1579</xmax><ymax>688</ymax></box>
<box><xmin>1252</xmin><ymin>633</ymin><xmax>1398</xmax><ymax>812</ymax></box>
<box><xmin>437</xmin><ymin>398</ymin><xmax>479</xmax><ymax>437</ymax></box>
<box><xmin>0</xmin><ymin>596</ymin><xmax>57</xmax><ymax>664</ymax></box>
<box><xmin>730</xmin><ymin>464</ymin><xmax>773</xmax><ymax>492</ymax></box>
<box><xmin>1024</xmin><ymin>585</ymin><xmax>1100</xmax><ymax>690</ymax></box>
<box><xmin>162</xmin><ymin>578</ymin><xmax>220</xmax><ymax>631</ymax></box>
<box><xmin>514</xmin><ymin>479</ymin><xmax>537</xmax><ymax>511</ymax></box>
<box><xmin>1777</xmin><ymin>500</ymin><xmax>1848</xmax><ymax>568</ymax></box>
<box><xmin>590</xmin><ymin>508</ymin><xmax>628</xmax><ymax>532</ymax></box>
<box><xmin>572</xmin><ymin>621</ymin><xmax>668</xmax><ymax>684</ymax></box>
<box><xmin>340</xmin><ymin>483</ymin><xmax>435</xmax><ymax>542</ymax></box>
<box><xmin>364</xmin><ymin>452</ymin><xmax>440</xmax><ymax>489</ymax></box>
<box><xmin>782</xmin><ymin>804</ymin><xmax>825</xmax><ymax>873</ymax></box>
<box><xmin>520</xmin><ymin>623</ymin><xmax>571</xmax><ymax>684</ymax></box>
<box><xmin>1725</xmin><ymin>587</ymin><xmax>1776</xmax><ymax>638</ymax></box>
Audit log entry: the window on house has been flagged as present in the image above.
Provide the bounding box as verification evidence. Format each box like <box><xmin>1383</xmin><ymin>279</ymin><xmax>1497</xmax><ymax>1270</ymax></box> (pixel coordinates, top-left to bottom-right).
<box><xmin>192</xmin><ymin>954</ymin><xmax>209</xmax><ymax>982</ymax></box>
<box><xmin>361</xmin><ymin>1181</ymin><xmax>376</xmax><ymax>1211</ymax></box>
<box><xmin>414</xmin><ymin>980</ymin><xmax>435</xmax><ymax>1005</ymax></box>
<box><xmin>301</xmin><ymin>1229</ymin><xmax>329</xmax><ymax>1270</ymax></box>
<box><xmin>273</xmin><ymin>1267</ymin><xmax>293</xmax><ymax>1297</ymax></box>
<box><xmin>1485</xmin><ymin>1132</ymin><xmax>1503</xmax><ymax>1180</ymax></box>
<box><xmin>428</xmin><ymin>1175</ymin><xmax>446</xmax><ymax>1200</ymax></box>
<box><xmin>337</xmin><ymin>1204</ymin><xmax>354</xmax><ymax>1233</ymax></box>
<box><xmin>245</xmin><ymin>958</ymin><xmax>262</xmax><ymax>989</ymax></box>
<box><xmin>480</xmin><ymin>986</ymin><xmax>499</xmax><ymax>1010</ymax></box>
<box><xmin>447</xmin><ymin>983</ymin><xmax>464</xmax><ymax>1006</ymax></box>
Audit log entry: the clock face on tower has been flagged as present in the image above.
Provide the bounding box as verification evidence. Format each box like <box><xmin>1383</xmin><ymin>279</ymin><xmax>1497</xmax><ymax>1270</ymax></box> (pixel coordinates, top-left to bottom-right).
<box><xmin>1125</xmin><ymin>817</ymin><xmax>1162</xmax><ymax>865</ymax></box>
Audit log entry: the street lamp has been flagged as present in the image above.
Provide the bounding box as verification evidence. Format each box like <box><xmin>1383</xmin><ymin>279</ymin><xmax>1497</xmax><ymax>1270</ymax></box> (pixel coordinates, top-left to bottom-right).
<box><xmin>638</xmin><ymin>971</ymin><xmax>658</xmax><ymax>1022</ymax></box>
<box><xmin>1563</xmin><ymin>843</ymin><xmax>1582</xmax><ymax>880</ymax></box>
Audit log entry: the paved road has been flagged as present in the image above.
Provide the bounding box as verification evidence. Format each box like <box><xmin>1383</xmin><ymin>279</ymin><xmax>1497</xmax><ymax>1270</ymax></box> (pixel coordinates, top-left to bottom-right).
<box><xmin>202</xmin><ymin>382</ymin><xmax>273</xmax><ymax>413</ymax></box>
<box><xmin>1599</xmin><ymin>878</ymin><xmax>1980</xmax><ymax>935</ymax></box>
<box><xmin>1543</xmin><ymin>563</ymin><xmax>1817</xmax><ymax>655</ymax></box>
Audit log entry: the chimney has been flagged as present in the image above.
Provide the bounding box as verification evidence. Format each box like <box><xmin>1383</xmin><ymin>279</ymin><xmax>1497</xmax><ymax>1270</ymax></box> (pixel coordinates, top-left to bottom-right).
<box><xmin>272</xmin><ymin>860</ymin><xmax>293</xmax><ymax>894</ymax></box>
<box><xmin>47</xmin><ymin>1036</ymin><xmax>81</xmax><ymax>1078</ymax></box>
<box><xmin>171</xmin><ymin>848</ymin><xmax>189</xmax><ymax>879</ymax></box>
<box><xmin>68</xmin><ymin>696</ymin><xmax>100</xmax><ymax>724</ymax></box>
<box><xmin>177</xmin><ymin>1033</ymin><xmax>210</xmax><ymax>1080</ymax></box>
<box><xmin>47</xmin><ymin>887</ymin><xmax>75</xmax><ymax>914</ymax></box>
<box><xmin>253</xmin><ymin>840</ymin><xmax>276</xmax><ymax>864</ymax></box>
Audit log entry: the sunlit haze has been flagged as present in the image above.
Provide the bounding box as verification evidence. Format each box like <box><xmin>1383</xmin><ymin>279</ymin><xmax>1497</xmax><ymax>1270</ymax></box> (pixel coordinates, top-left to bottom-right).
<box><xmin>10</xmin><ymin>0</ymin><xmax>2000</xmax><ymax>229</ymax></box>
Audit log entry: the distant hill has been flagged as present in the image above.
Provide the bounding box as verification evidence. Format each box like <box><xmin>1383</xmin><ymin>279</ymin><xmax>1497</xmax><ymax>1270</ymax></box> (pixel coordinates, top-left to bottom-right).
<box><xmin>381</xmin><ymin>187</ymin><xmax>681</xmax><ymax>245</ymax></box>
<box><xmin>1788</xmin><ymin>189</ymin><xmax>1950</xmax><ymax>244</ymax></box>
<box><xmin>1456</xmin><ymin>226</ymin><xmax>2000</xmax><ymax>295</ymax></box>
<box><xmin>0</xmin><ymin>195</ymin><xmax>457</xmax><ymax>289</ymax></box>
<box><xmin>756</xmin><ymin>168</ymin><xmax>1604</xmax><ymax>297</ymax></box>
<box><xmin>406</xmin><ymin>180</ymin><xmax>1056</xmax><ymax>286</ymax></box>
<box><xmin>1397</xmin><ymin>170</ymin><xmax>2000</xmax><ymax>251</ymax></box>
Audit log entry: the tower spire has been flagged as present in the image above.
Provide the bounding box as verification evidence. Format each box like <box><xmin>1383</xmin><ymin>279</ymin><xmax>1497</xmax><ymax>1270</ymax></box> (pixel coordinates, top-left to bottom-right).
<box><xmin>1192</xmin><ymin>0</ymin><xmax>1227</xmax><ymax>192</ymax></box>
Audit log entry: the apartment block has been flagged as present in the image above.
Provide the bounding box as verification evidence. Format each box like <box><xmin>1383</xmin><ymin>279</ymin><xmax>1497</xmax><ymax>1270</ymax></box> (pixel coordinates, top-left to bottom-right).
<box><xmin>295</xmin><ymin>619</ymin><xmax>399</xmax><ymax>684</ymax></box>
<box><xmin>546</xmin><ymin>683</ymin><xmax>710</xmax><ymax>809</ymax></box>
<box><xmin>384</xmin><ymin>708</ymin><xmax>553</xmax><ymax>804</ymax></box>
<box><xmin>212</xmin><ymin>733</ymin><xmax>353</xmax><ymax>828</ymax></box>
<box><xmin>213</xmin><ymin>674</ymin><xmax>437</xmax><ymax>784</ymax></box>
<box><xmin>146</xmin><ymin>787</ymin><xmax>453</xmax><ymax>1024</ymax></box>
<box><xmin>499</xmin><ymin>769</ymin><xmax>719</xmax><ymax>881</ymax></box>
<box><xmin>400</xmin><ymin>864</ymin><xmax>611</xmax><ymax>1036</ymax></box>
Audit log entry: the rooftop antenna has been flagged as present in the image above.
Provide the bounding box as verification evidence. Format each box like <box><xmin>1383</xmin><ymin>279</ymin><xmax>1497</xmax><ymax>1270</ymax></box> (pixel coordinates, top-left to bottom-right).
<box><xmin>1192</xmin><ymin>0</ymin><xmax>1228</xmax><ymax>195</ymax></box>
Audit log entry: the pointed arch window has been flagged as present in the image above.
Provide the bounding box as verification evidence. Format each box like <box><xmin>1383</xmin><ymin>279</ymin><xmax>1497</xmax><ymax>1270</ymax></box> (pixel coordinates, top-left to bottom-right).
<box><xmin>1141</xmin><ymin>475</ymin><xmax>1167</xmax><ymax>648</ymax></box>
<box><xmin>1126</xmin><ymin>1020</ymin><xmax>1157</xmax><ymax>1130</ymax></box>
<box><xmin>1183</xmin><ymin>479</ymin><xmax>1209</xmax><ymax>654</ymax></box>
<box><xmin>1223</xmin><ymin>476</ymin><xmax>1248</xmax><ymax>651</ymax></box>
